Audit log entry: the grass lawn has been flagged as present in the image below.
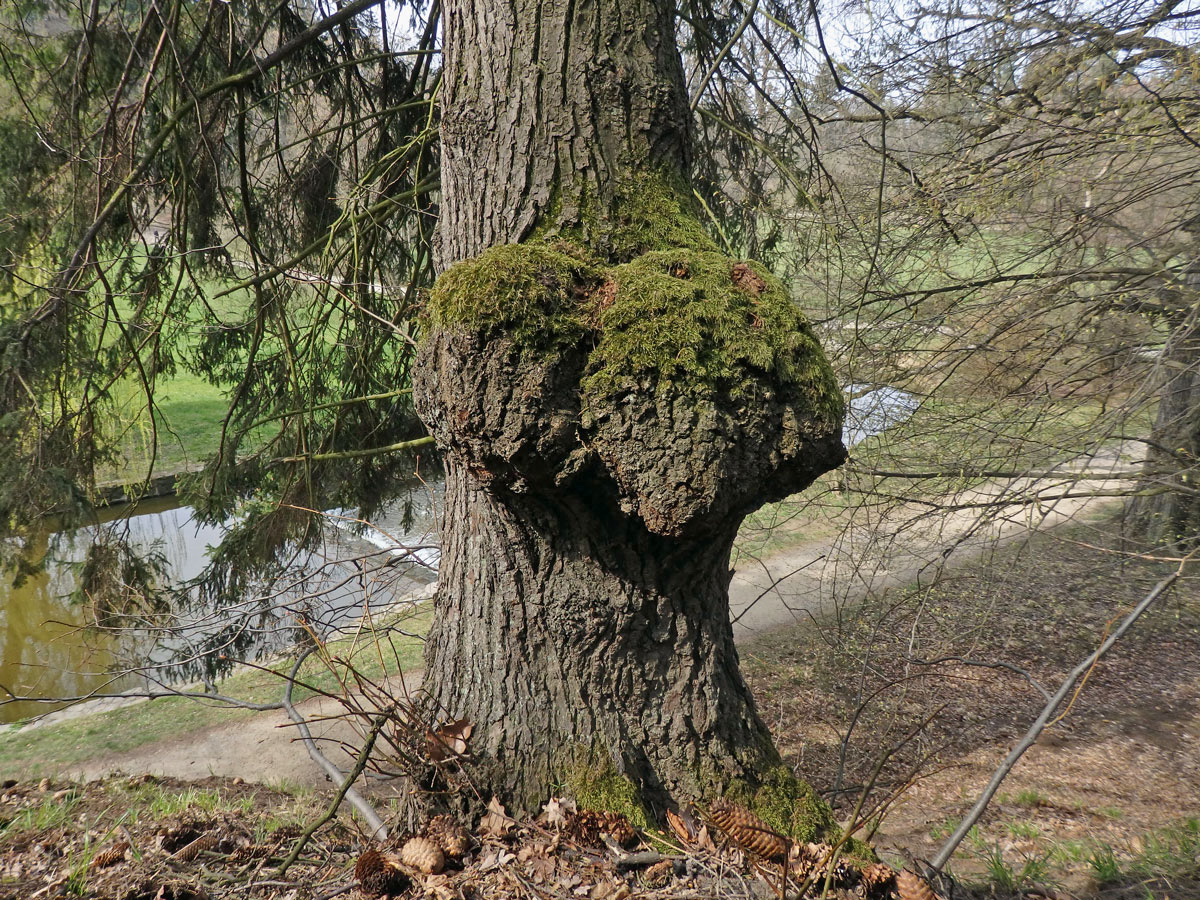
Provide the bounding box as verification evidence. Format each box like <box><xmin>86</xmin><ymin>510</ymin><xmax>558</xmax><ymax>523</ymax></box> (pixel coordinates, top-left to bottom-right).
<box><xmin>98</xmin><ymin>372</ymin><xmax>232</xmax><ymax>484</ymax></box>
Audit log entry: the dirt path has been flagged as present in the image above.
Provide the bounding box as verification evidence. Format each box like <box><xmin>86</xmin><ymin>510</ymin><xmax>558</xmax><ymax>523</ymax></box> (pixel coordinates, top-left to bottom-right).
<box><xmin>728</xmin><ymin>443</ymin><xmax>1136</xmax><ymax>638</ymax></box>
<box><xmin>62</xmin><ymin>446</ymin><xmax>1139</xmax><ymax>788</ymax></box>
<box><xmin>742</xmin><ymin>510</ymin><xmax>1200</xmax><ymax>892</ymax></box>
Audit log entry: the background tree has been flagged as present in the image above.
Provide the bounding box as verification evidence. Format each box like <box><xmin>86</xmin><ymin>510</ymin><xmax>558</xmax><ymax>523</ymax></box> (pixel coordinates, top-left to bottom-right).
<box><xmin>770</xmin><ymin>0</ymin><xmax>1200</xmax><ymax>555</ymax></box>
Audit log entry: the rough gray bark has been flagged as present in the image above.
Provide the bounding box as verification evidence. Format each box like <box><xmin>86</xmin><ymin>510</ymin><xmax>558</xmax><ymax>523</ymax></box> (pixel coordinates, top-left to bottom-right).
<box><xmin>415</xmin><ymin>325</ymin><xmax>843</xmax><ymax>809</ymax></box>
<box><xmin>437</xmin><ymin>0</ymin><xmax>691</xmax><ymax>267</ymax></box>
<box><xmin>1131</xmin><ymin>242</ymin><xmax>1200</xmax><ymax>546</ymax></box>
<box><xmin>416</xmin><ymin>0</ymin><xmax>846</xmax><ymax>811</ymax></box>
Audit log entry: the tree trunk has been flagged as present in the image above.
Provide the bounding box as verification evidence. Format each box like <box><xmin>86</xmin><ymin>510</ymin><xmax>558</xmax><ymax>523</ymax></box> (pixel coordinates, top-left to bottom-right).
<box><xmin>1132</xmin><ymin>312</ymin><xmax>1200</xmax><ymax>546</ymax></box>
<box><xmin>1129</xmin><ymin>232</ymin><xmax>1200</xmax><ymax>546</ymax></box>
<box><xmin>415</xmin><ymin>0</ymin><xmax>846</xmax><ymax>816</ymax></box>
<box><xmin>437</xmin><ymin>0</ymin><xmax>690</xmax><ymax>267</ymax></box>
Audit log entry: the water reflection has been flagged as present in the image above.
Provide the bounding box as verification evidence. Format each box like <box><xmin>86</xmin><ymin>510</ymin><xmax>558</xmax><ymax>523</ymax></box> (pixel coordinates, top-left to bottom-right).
<box><xmin>0</xmin><ymin>500</ymin><xmax>198</xmax><ymax>723</ymax></box>
<box><xmin>0</xmin><ymin>492</ymin><xmax>438</xmax><ymax>724</ymax></box>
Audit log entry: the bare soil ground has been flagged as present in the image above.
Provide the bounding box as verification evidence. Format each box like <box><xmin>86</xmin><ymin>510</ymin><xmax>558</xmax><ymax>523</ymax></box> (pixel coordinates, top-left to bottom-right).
<box><xmin>744</xmin><ymin>519</ymin><xmax>1200</xmax><ymax>897</ymax></box>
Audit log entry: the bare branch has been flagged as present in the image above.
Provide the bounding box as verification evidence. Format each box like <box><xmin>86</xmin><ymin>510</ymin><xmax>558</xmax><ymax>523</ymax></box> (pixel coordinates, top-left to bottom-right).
<box><xmin>931</xmin><ymin>564</ymin><xmax>1187</xmax><ymax>871</ymax></box>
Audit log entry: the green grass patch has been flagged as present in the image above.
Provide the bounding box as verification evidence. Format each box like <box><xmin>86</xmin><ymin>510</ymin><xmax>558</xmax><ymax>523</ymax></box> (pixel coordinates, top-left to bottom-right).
<box><xmin>99</xmin><ymin>372</ymin><xmax>232</xmax><ymax>483</ymax></box>
<box><xmin>0</xmin><ymin>792</ymin><xmax>81</xmax><ymax>836</ymax></box>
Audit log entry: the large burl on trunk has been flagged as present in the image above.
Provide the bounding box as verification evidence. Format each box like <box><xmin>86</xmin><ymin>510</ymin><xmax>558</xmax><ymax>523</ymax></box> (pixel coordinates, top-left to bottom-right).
<box><xmin>412</xmin><ymin>0</ymin><xmax>846</xmax><ymax>825</ymax></box>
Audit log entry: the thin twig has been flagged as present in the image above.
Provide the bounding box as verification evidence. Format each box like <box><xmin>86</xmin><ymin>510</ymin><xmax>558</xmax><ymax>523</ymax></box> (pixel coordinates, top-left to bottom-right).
<box><xmin>904</xmin><ymin>655</ymin><xmax>1051</xmax><ymax>701</ymax></box>
<box><xmin>276</xmin><ymin>711</ymin><xmax>390</xmax><ymax>877</ymax></box>
<box><xmin>280</xmin><ymin>650</ymin><xmax>388</xmax><ymax>840</ymax></box>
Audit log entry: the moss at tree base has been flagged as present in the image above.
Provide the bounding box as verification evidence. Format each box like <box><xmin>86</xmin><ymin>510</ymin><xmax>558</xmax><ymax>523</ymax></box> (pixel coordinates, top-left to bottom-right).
<box><xmin>725</xmin><ymin>765</ymin><xmax>837</xmax><ymax>844</ymax></box>
<box><xmin>557</xmin><ymin>752</ymin><xmax>654</xmax><ymax>829</ymax></box>
<box><xmin>556</xmin><ymin>755</ymin><xmax>875</xmax><ymax>863</ymax></box>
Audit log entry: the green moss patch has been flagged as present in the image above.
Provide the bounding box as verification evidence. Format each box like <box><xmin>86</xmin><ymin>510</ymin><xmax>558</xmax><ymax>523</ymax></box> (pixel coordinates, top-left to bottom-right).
<box><xmin>589</xmin><ymin>172</ymin><xmax>718</xmax><ymax>262</ymax></box>
<box><xmin>425</xmin><ymin>242</ymin><xmax>598</xmax><ymax>351</ymax></box>
<box><xmin>726</xmin><ymin>766</ymin><xmax>837</xmax><ymax>844</ymax></box>
<box><xmin>424</xmin><ymin>173</ymin><xmax>840</xmax><ymax>429</ymax></box>
<box><xmin>581</xmin><ymin>250</ymin><xmax>841</xmax><ymax>418</ymax></box>
<box><xmin>557</xmin><ymin>751</ymin><xmax>653</xmax><ymax>828</ymax></box>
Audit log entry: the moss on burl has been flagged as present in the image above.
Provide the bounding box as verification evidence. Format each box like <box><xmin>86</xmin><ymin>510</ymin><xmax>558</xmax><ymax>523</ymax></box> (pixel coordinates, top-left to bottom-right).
<box><xmin>425</xmin><ymin>240</ymin><xmax>597</xmax><ymax>352</ymax></box>
<box><xmin>424</xmin><ymin>240</ymin><xmax>841</xmax><ymax>435</ymax></box>
<box><xmin>580</xmin><ymin>249</ymin><xmax>841</xmax><ymax>422</ymax></box>
<box><xmin>585</xmin><ymin>171</ymin><xmax>719</xmax><ymax>262</ymax></box>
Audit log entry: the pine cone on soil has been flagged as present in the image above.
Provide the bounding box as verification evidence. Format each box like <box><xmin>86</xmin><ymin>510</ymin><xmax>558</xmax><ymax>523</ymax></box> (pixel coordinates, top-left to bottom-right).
<box><xmin>90</xmin><ymin>841</ymin><xmax>129</xmax><ymax>870</ymax></box>
<box><xmin>897</xmin><ymin>868</ymin><xmax>941</xmax><ymax>900</ymax></box>
<box><xmin>707</xmin><ymin>798</ymin><xmax>789</xmax><ymax>862</ymax></box>
<box><xmin>156</xmin><ymin>823</ymin><xmax>206</xmax><ymax>854</ymax></box>
<box><xmin>571</xmin><ymin>809</ymin><xmax>637</xmax><ymax>848</ymax></box>
<box><xmin>228</xmin><ymin>844</ymin><xmax>273</xmax><ymax>862</ymax></box>
<box><xmin>425</xmin><ymin>814</ymin><xmax>471</xmax><ymax>858</ymax></box>
<box><xmin>355</xmin><ymin>848</ymin><xmax>409</xmax><ymax>896</ymax></box>
<box><xmin>860</xmin><ymin>861</ymin><xmax>897</xmax><ymax>897</ymax></box>
<box><xmin>789</xmin><ymin>841</ymin><xmax>857</xmax><ymax>889</ymax></box>
<box><xmin>400</xmin><ymin>836</ymin><xmax>445</xmax><ymax>874</ymax></box>
<box><xmin>171</xmin><ymin>833</ymin><xmax>218</xmax><ymax>863</ymax></box>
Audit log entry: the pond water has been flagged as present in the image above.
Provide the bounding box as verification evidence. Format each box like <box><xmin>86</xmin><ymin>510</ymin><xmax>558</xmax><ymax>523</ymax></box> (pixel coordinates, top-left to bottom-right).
<box><xmin>0</xmin><ymin>385</ymin><xmax>914</xmax><ymax>723</ymax></box>
<box><xmin>844</xmin><ymin>384</ymin><xmax>921</xmax><ymax>448</ymax></box>
<box><xmin>0</xmin><ymin>490</ymin><xmax>440</xmax><ymax>723</ymax></box>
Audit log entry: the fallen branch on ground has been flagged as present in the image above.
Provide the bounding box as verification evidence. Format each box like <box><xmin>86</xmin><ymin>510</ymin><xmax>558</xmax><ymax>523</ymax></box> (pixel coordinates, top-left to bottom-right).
<box><xmin>930</xmin><ymin>562</ymin><xmax>1189</xmax><ymax>870</ymax></box>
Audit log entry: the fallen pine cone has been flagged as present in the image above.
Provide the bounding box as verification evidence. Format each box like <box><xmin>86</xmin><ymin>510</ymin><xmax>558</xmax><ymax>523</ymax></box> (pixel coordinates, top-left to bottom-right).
<box><xmin>228</xmin><ymin>844</ymin><xmax>273</xmax><ymax>862</ymax></box>
<box><xmin>89</xmin><ymin>841</ymin><xmax>129</xmax><ymax>869</ymax></box>
<box><xmin>426</xmin><ymin>814</ymin><xmax>471</xmax><ymax>858</ymax></box>
<box><xmin>897</xmin><ymin>868</ymin><xmax>941</xmax><ymax>900</ymax></box>
<box><xmin>172</xmin><ymin>833</ymin><xmax>218</xmax><ymax>862</ymax></box>
<box><xmin>790</xmin><ymin>841</ymin><xmax>831</xmax><ymax>878</ymax></box>
<box><xmin>787</xmin><ymin>842</ymin><xmax>858</xmax><ymax>889</ymax></box>
<box><xmin>860</xmin><ymin>861</ymin><xmax>897</xmax><ymax>896</ymax></box>
<box><xmin>156</xmin><ymin>823</ymin><xmax>205</xmax><ymax>854</ymax></box>
<box><xmin>355</xmin><ymin>848</ymin><xmax>409</xmax><ymax>896</ymax></box>
<box><xmin>707</xmin><ymin>798</ymin><xmax>789</xmax><ymax>862</ymax></box>
<box><xmin>400</xmin><ymin>835</ymin><xmax>445</xmax><ymax>874</ymax></box>
<box><xmin>572</xmin><ymin>809</ymin><xmax>637</xmax><ymax>848</ymax></box>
